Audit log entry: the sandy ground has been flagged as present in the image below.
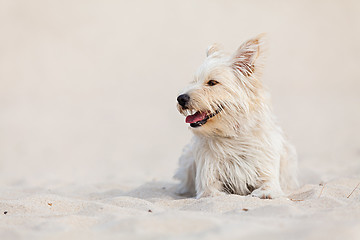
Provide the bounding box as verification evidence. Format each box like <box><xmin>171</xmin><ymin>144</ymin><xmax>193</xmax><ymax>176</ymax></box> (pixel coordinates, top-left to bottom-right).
<box><xmin>1</xmin><ymin>1</ymin><xmax>360</xmax><ymax>239</ymax></box>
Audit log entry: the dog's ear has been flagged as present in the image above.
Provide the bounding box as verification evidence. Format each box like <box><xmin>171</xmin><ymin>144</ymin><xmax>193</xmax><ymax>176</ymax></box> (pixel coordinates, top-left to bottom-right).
<box><xmin>232</xmin><ymin>34</ymin><xmax>265</xmax><ymax>76</ymax></box>
<box><xmin>206</xmin><ymin>43</ymin><xmax>221</xmax><ymax>57</ymax></box>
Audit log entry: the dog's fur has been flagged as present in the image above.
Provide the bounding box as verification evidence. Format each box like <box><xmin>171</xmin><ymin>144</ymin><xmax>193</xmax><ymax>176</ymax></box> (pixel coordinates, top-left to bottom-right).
<box><xmin>174</xmin><ymin>34</ymin><xmax>298</xmax><ymax>199</ymax></box>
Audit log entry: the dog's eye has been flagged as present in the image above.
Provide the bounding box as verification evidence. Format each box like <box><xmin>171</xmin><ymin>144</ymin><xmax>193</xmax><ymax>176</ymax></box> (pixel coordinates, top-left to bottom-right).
<box><xmin>207</xmin><ymin>80</ymin><xmax>219</xmax><ymax>86</ymax></box>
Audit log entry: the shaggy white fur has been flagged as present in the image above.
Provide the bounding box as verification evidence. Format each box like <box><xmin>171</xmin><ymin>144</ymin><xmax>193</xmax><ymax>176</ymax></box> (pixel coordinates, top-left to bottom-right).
<box><xmin>175</xmin><ymin>34</ymin><xmax>298</xmax><ymax>199</ymax></box>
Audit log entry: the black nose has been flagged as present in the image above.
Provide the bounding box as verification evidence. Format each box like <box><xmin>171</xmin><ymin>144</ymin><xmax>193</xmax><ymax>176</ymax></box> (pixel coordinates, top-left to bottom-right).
<box><xmin>177</xmin><ymin>94</ymin><xmax>190</xmax><ymax>108</ymax></box>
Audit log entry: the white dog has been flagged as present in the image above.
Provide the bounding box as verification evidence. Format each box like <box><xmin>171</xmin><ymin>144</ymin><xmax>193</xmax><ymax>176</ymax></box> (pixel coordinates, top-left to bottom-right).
<box><xmin>175</xmin><ymin>35</ymin><xmax>298</xmax><ymax>199</ymax></box>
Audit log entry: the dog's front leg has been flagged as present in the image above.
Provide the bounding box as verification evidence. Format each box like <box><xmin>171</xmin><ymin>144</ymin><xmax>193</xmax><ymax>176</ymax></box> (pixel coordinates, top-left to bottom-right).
<box><xmin>195</xmin><ymin>160</ymin><xmax>225</xmax><ymax>198</ymax></box>
<box><xmin>174</xmin><ymin>143</ymin><xmax>196</xmax><ymax>196</ymax></box>
<box><xmin>251</xmin><ymin>173</ymin><xmax>284</xmax><ymax>199</ymax></box>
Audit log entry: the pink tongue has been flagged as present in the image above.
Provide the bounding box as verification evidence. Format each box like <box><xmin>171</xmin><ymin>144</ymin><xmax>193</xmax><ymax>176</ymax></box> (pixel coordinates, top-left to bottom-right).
<box><xmin>186</xmin><ymin>112</ymin><xmax>207</xmax><ymax>123</ymax></box>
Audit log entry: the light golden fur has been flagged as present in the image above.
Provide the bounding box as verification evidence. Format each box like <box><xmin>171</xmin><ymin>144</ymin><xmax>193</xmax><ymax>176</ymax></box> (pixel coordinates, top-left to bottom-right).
<box><xmin>175</xmin><ymin>34</ymin><xmax>298</xmax><ymax>199</ymax></box>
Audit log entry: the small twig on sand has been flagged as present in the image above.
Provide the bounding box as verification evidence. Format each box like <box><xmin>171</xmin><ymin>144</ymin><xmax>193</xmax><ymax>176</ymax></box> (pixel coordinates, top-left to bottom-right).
<box><xmin>318</xmin><ymin>183</ymin><xmax>326</xmax><ymax>198</ymax></box>
<box><xmin>347</xmin><ymin>182</ymin><xmax>360</xmax><ymax>199</ymax></box>
<box><xmin>289</xmin><ymin>198</ymin><xmax>304</xmax><ymax>202</ymax></box>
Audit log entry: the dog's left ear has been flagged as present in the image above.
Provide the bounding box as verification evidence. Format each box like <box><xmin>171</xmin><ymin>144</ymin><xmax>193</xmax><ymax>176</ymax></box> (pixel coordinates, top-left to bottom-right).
<box><xmin>232</xmin><ymin>34</ymin><xmax>265</xmax><ymax>76</ymax></box>
<box><xmin>206</xmin><ymin>43</ymin><xmax>221</xmax><ymax>57</ymax></box>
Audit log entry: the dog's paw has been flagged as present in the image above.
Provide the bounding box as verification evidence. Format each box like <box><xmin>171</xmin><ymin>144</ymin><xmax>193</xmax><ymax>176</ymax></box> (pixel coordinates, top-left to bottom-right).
<box><xmin>196</xmin><ymin>190</ymin><xmax>226</xmax><ymax>199</ymax></box>
<box><xmin>251</xmin><ymin>188</ymin><xmax>284</xmax><ymax>199</ymax></box>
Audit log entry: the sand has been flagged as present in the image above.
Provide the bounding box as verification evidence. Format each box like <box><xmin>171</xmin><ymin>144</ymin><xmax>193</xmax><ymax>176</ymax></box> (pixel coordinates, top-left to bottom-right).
<box><xmin>0</xmin><ymin>178</ymin><xmax>359</xmax><ymax>239</ymax></box>
<box><xmin>0</xmin><ymin>1</ymin><xmax>360</xmax><ymax>239</ymax></box>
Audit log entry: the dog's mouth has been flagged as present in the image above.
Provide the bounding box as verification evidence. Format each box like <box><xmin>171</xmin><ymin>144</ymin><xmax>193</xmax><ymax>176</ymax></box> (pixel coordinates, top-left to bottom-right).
<box><xmin>185</xmin><ymin>108</ymin><xmax>222</xmax><ymax>128</ymax></box>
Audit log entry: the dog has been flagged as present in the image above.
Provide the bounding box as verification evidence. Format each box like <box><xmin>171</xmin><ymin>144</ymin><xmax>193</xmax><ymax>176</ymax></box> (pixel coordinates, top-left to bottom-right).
<box><xmin>174</xmin><ymin>34</ymin><xmax>298</xmax><ymax>199</ymax></box>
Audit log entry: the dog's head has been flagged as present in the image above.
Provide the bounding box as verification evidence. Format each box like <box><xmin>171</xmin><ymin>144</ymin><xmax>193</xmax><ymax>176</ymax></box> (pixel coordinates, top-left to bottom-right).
<box><xmin>177</xmin><ymin>34</ymin><xmax>266</xmax><ymax>137</ymax></box>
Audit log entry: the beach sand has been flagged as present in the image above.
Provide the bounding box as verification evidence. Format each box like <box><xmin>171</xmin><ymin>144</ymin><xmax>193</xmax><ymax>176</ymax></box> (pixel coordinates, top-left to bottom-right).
<box><xmin>0</xmin><ymin>1</ymin><xmax>360</xmax><ymax>239</ymax></box>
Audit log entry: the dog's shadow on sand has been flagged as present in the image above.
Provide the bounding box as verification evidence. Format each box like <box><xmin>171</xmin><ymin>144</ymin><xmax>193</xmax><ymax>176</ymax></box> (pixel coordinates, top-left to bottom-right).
<box><xmin>89</xmin><ymin>181</ymin><xmax>189</xmax><ymax>201</ymax></box>
<box><xmin>121</xmin><ymin>181</ymin><xmax>188</xmax><ymax>200</ymax></box>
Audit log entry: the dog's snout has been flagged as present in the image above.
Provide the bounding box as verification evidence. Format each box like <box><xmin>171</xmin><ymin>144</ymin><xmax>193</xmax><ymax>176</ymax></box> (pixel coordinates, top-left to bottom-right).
<box><xmin>177</xmin><ymin>94</ymin><xmax>190</xmax><ymax>108</ymax></box>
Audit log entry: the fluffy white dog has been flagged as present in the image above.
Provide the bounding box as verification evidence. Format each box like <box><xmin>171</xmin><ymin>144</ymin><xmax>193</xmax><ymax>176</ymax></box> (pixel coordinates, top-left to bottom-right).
<box><xmin>175</xmin><ymin>35</ymin><xmax>298</xmax><ymax>199</ymax></box>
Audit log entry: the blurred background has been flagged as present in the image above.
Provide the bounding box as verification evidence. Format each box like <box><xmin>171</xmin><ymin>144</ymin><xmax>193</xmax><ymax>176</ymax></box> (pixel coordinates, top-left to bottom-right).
<box><xmin>0</xmin><ymin>0</ymin><xmax>359</xmax><ymax>187</ymax></box>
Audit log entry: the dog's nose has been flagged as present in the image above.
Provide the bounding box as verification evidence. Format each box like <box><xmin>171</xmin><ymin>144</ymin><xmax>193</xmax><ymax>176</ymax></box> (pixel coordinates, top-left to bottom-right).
<box><xmin>177</xmin><ymin>94</ymin><xmax>190</xmax><ymax>108</ymax></box>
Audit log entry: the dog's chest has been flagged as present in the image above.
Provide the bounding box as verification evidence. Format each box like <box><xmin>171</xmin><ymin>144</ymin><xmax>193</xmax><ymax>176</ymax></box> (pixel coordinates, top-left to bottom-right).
<box><xmin>194</xmin><ymin>137</ymin><xmax>253</xmax><ymax>163</ymax></box>
<box><xmin>193</xmin><ymin>137</ymin><xmax>260</xmax><ymax>194</ymax></box>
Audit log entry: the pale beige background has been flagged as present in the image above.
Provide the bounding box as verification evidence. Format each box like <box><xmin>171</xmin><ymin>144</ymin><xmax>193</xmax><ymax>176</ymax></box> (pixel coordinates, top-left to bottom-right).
<box><xmin>0</xmin><ymin>1</ymin><xmax>360</xmax><ymax>239</ymax></box>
